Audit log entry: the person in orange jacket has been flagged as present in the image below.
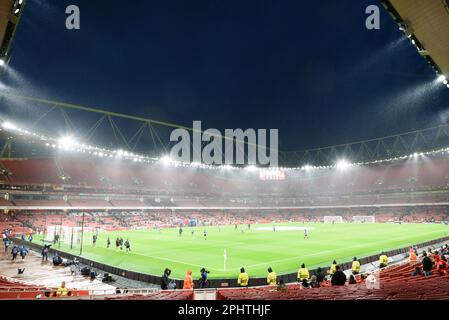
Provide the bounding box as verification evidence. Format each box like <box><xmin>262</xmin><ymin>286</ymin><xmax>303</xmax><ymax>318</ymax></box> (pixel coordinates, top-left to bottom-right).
<box><xmin>409</xmin><ymin>247</ymin><xmax>417</xmax><ymax>262</ymax></box>
<box><xmin>434</xmin><ymin>253</ymin><xmax>441</xmax><ymax>268</ymax></box>
<box><xmin>183</xmin><ymin>270</ymin><xmax>194</xmax><ymax>289</ymax></box>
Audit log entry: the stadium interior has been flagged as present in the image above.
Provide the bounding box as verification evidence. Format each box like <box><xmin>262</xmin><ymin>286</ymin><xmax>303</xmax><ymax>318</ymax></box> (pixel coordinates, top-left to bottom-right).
<box><xmin>1</xmin><ymin>0</ymin><xmax>449</xmax><ymax>303</ymax></box>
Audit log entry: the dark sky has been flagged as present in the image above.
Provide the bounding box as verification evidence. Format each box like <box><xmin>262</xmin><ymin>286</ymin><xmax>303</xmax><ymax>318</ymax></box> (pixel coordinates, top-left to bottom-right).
<box><xmin>2</xmin><ymin>0</ymin><xmax>449</xmax><ymax>152</ymax></box>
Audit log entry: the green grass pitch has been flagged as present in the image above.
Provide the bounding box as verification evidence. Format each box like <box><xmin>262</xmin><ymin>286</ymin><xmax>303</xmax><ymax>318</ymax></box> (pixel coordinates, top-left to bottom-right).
<box><xmin>34</xmin><ymin>223</ymin><xmax>448</xmax><ymax>279</ymax></box>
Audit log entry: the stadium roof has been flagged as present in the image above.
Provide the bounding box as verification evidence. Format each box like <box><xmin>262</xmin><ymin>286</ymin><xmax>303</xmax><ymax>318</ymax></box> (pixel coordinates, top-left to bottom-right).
<box><xmin>0</xmin><ymin>0</ymin><xmax>25</xmax><ymax>70</ymax></box>
<box><xmin>382</xmin><ymin>0</ymin><xmax>449</xmax><ymax>79</ymax></box>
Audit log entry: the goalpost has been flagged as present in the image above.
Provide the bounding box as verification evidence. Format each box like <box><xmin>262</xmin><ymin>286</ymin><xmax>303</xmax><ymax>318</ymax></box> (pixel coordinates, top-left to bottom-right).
<box><xmin>353</xmin><ymin>216</ymin><xmax>376</xmax><ymax>223</ymax></box>
<box><xmin>44</xmin><ymin>225</ymin><xmax>95</xmax><ymax>247</ymax></box>
<box><xmin>323</xmin><ymin>216</ymin><xmax>343</xmax><ymax>223</ymax></box>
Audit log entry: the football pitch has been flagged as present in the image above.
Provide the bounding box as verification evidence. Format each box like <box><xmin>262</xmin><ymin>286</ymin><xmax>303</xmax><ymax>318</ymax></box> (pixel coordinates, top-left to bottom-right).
<box><xmin>35</xmin><ymin>223</ymin><xmax>448</xmax><ymax>279</ymax></box>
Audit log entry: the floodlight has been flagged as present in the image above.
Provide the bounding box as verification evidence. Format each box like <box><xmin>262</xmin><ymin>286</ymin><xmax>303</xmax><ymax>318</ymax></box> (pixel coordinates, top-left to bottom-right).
<box><xmin>14</xmin><ymin>8</ymin><xmax>19</xmax><ymax>14</ymax></box>
<box><xmin>336</xmin><ymin>159</ymin><xmax>351</xmax><ymax>170</ymax></box>
<box><xmin>437</xmin><ymin>75</ymin><xmax>446</xmax><ymax>83</ymax></box>
<box><xmin>302</xmin><ymin>164</ymin><xmax>313</xmax><ymax>171</ymax></box>
<box><xmin>58</xmin><ymin>136</ymin><xmax>78</xmax><ymax>149</ymax></box>
<box><xmin>160</xmin><ymin>155</ymin><xmax>171</xmax><ymax>165</ymax></box>
<box><xmin>245</xmin><ymin>165</ymin><xmax>257</xmax><ymax>172</ymax></box>
<box><xmin>2</xmin><ymin>121</ymin><xmax>17</xmax><ymax>130</ymax></box>
<box><xmin>413</xmin><ymin>152</ymin><xmax>418</xmax><ymax>158</ymax></box>
<box><xmin>0</xmin><ymin>59</ymin><xmax>4</xmax><ymax>67</ymax></box>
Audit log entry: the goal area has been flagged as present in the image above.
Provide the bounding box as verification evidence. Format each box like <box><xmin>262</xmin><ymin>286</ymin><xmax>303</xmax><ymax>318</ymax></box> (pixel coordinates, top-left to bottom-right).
<box><xmin>44</xmin><ymin>226</ymin><xmax>96</xmax><ymax>247</ymax></box>
<box><xmin>323</xmin><ymin>216</ymin><xmax>343</xmax><ymax>223</ymax></box>
<box><xmin>353</xmin><ymin>216</ymin><xmax>375</xmax><ymax>223</ymax></box>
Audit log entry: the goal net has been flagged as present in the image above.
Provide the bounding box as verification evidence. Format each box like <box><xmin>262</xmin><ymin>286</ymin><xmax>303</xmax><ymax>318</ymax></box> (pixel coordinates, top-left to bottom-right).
<box><xmin>353</xmin><ymin>216</ymin><xmax>375</xmax><ymax>223</ymax></box>
<box><xmin>44</xmin><ymin>226</ymin><xmax>95</xmax><ymax>247</ymax></box>
<box><xmin>323</xmin><ymin>216</ymin><xmax>343</xmax><ymax>223</ymax></box>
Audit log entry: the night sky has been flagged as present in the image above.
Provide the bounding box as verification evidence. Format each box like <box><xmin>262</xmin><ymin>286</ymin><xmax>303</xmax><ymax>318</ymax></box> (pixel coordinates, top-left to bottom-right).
<box><xmin>2</xmin><ymin>0</ymin><xmax>449</xmax><ymax>152</ymax></box>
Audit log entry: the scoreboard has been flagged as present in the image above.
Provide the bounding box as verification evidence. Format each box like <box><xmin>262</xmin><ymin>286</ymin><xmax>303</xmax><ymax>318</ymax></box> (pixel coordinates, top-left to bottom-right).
<box><xmin>259</xmin><ymin>168</ymin><xmax>286</xmax><ymax>181</ymax></box>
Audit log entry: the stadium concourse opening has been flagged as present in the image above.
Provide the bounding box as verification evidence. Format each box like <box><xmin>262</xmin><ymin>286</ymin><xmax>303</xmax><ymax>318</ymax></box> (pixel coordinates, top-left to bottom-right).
<box><xmin>2</xmin><ymin>0</ymin><xmax>449</xmax><ymax>306</ymax></box>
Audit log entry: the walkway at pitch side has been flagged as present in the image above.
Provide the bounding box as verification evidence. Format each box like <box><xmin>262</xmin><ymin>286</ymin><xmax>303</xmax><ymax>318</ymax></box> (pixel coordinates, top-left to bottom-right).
<box><xmin>0</xmin><ymin>249</ymin><xmax>157</xmax><ymax>293</ymax></box>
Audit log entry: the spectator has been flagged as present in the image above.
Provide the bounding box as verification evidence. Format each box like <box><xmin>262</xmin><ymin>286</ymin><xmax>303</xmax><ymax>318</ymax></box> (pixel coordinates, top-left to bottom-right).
<box><xmin>348</xmin><ymin>274</ymin><xmax>357</xmax><ymax>284</ymax></box>
<box><xmin>199</xmin><ymin>268</ymin><xmax>209</xmax><ymax>289</ymax></box>
<box><xmin>42</xmin><ymin>244</ymin><xmax>51</xmax><ymax>262</ymax></box>
<box><xmin>438</xmin><ymin>264</ymin><xmax>447</xmax><ymax>276</ymax></box>
<box><xmin>161</xmin><ymin>268</ymin><xmax>172</xmax><ymax>290</ymax></box>
<box><xmin>411</xmin><ymin>266</ymin><xmax>422</xmax><ymax>276</ymax></box>
<box><xmin>360</xmin><ymin>274</ymin><xmax>367</xmax><ymax>283</ymax></box>
<box><xmin>70</xmin><ymin>263</ymin><xmax>77</xmax><ymax>276</ymax></box>
<box><xmin>297</xmin><ymin>263</ymin><xmax>309</xmax><ymax>282</ymax></box>
<box><xmin>422</xmin><ymin>252</ymin><xmax>434</xmax><ymax>276</ymax></box>
<box><xmin>301</xmin><ymin>278</ymin><xmax>309</xmax><ymax>288</ymax></box>
<box><xmin>267</xmin><ymin>267</ymin><xmax>277</xmax><ymax>286</ymax></box>
<box><xmin>420</xmin><ymin>250</ymin><xmax>427</xmax><ymax>262</ymax></box>
<box><xmin>28</xmin><ymin>235</ymin><xmax>33</xmax><ymax>242</ymax></box>
<box><xmin>379</xmin><ymin>252</ymin><xmax>388</xmax><ymax>268</ymax></box>
<box><xmin>56</xmin><ymin>281</ymin><xmax>68</xmax><ymax>297</ymax></box>
<box><xmin>276</xmin><ymin>278</ymin><xmax>287</xmax><ymax>292</ymax></box>
<box><xmin>438</xmin><ymin>256</ymin><xmax>448</xmax><ymax>273</ymax></box>
<box><xmin>409</xmin><ymin>247</ymin><xmax>417</xmax><ymax>262</ymax></box>
<box><xmin>315</xmin><ymin>267</ymin><xmax>326</xmax><ymax>283</ymax></box>
<box><xmin>330</xmin><ymin>265</ymin><xmax>346</xmax><ymax>286</ymax></box>
<box><xmin>183</xmin><ymin>270</ymin><xmax>194</xmax><ymax>289</ymax></box>
<box><xmin>351</xmin><ymin>257</ymin><xmax>360</xmax><ymax>275</ymax></box>
<box><xmin>434</xmin><ymin>252</ymin><xmax>441</xmax><ymax>267</ymax></box>
<box><xmin>237</xmin><ymin>267</ymin><xmax>249</xmax><ymax>287</ymax></box>
<box><xmin>365</xmin><ymin>272</ymin><xmax>377</xmax><ymax>289</ymax></box>
<box><xmin>309</xmin><ymin>275</ymin><xmax>320</xmax><ymax>288</ymax></box>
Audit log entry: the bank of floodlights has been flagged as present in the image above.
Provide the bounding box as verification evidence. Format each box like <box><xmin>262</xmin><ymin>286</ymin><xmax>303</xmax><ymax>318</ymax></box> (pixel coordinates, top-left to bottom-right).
<box><xmin>4</xmin><ymin>120</ymin><xmax>449</xmax><ymax>172</ymax></box>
